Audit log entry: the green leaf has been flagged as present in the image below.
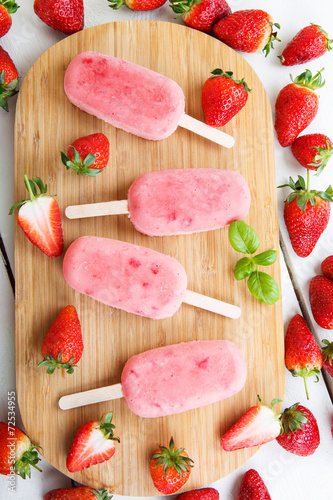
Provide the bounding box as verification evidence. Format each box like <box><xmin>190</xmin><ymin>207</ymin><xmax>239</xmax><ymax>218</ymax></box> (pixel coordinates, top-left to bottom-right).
<box><xmin>229</xmin><ymin>221</ymin><xmax>260</xmax><ymax>254</ymax></box>
<box><xmin>247</xmin><ymin>271</ymin><xmax>280</xmax><ymax>305</ymax></box>
<box><xmin>252</xmin><ymin>250</ymin><xmax>278</xmax><ymax>266</ymax></box>
<box><xmin>83</xmin><ymin>152</ymin><xmax>97</xmax><ymax>167</ymax></box>
<box><xmin>234</xmin><ymin>257</ymin><xmax>254</xmax><ymax>280</ymax></box>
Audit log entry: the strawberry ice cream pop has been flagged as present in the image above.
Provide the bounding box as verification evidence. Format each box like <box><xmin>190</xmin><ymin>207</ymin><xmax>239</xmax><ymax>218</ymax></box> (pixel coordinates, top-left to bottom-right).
<box><xmin>62</xmin><ymin>236</ymin><xmax>241</xmax><ymax>320</ymax></box>
<box><xmin>64</xmin><ymin>51</ymin><xmax>235</xmax><ymax>148</ymax></box>
<box><xmin>65</xmin><ymin>168</ymin><xmax>251</xmax><ymax>236</ymax></box>
<box><xmin>59</xmin><ymin>340</ymin><xmax>247</xmax><ymax>417</ymax></box>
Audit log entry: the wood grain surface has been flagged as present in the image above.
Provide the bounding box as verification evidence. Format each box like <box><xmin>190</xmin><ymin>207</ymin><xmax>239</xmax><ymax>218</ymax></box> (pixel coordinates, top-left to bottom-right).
<box><xmin>14</xmin><ymin>21</ymin><xmax>284</xmax><ymax>496</ymax></box>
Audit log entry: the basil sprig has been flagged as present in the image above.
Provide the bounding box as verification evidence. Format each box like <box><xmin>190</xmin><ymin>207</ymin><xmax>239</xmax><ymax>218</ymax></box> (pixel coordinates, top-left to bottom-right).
<box><xmin>229</xmin><ymin>221</ymin><xmax>280</xmax><ymax>305</ymax></box>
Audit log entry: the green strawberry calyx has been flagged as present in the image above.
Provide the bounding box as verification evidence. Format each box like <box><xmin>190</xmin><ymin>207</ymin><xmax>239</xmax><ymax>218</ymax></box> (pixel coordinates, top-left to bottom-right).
<box><xmin>209</xmin><ymin>69</ymin><xmax>251</xmax><ymax>92</ymax></box>
<box><xmin>107</xmin><ymin>0</ymin><xmax>126</xmax><ymax>10</ymax></box>
<box><xmin>61</xmin><ymin>147</ymin><xmax>104</xmax><ymax>177</ymax></box>
<box><xmin>169</xmin><ymin>0</ymin><xmax>202</xmax><ymax>17</ymax></box>
<box><xmin>0</xmin><ymin>0</ymin><xmax>20</xmax><ymax>14</ymax></box>
<box><xmin>8</xmin><ymin>175</ymin><xmax>55</xmax><ymax>214</ymax></box>
<box><xmin>99</xmin><ymin>412</ymin><xmax>120</xmax><ymax>443</ymax></box>
<box><xmin>150</xmin><ymin>436</ymin><xmax>194</xmax><ymax>477</ymax></box>
<box><xmin>279</xmin><ymin>403</ymin><xmax>309</xmax><ymax>437</ymax></box>
<box><xmin>0</xmin><ymin>70</ymin><xmax>19</xmax><ymax>112</ymax></box>
<box><xmin>90</xmin><ymin>490</ymin><xmax>113</xmax><ymax>500</ymax></box>
<box><xmin>291</xmin><ymin>67</ymin><xmax>325</xmax><ymax>91</ymax></box>
<box><xmin>321</xmin><ymin>339</ymin><xmax>333</xmax><ymax>365</ymax></box>
<box><xmin>311</xmin><ymin>23</ymin><xmax>333</xmax><ymax>51</ymax></box>
<box><xmin>278</xmin><ymin>170</ymin><xmax>333</xmax><ymax>212</ymax></box>
<box><xmin>37</xmin><ymin>351</ymin><xmax>78</xmax><ymax>375</ymax></box>
<box><xmin>288</xmin><ymin>366</ymin><xmax>321</xmax><ymax>400</ymax></box>
<box><xmin>263</xmin><ymin>22</ymin><xmax>281</xmax><ymax>57</ymax></box>
<box><xmin>15</xmin><ymin>444</ymin><xmax>42</xmax><ymax>479</ymax></box>
<box><xmin>308</xmin><ymin>136</ymin><xmax>333</xmax><ymax>176</ymax></box>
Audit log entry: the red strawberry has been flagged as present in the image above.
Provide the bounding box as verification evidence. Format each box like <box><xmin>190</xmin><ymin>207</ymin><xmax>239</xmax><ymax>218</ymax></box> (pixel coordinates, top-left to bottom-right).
<box><xmin>0</xmin><ymin>0</ymin><xmax>19</xmax><ymax>38</ymax></box>
<box><xmin>284</xmin><ymin>314</ymin><xmax>323</xmax><ymax>399</ymax></box>
<box><xmin>66</xmin><ymin>412</ymin><xmax>119</xmax><ymax>472</ymax></box>
<box><xmin>291</xmin><ymin>134</ymin><xmax>333</xmax><ymax>175</ymax></box>
<box><xmin>236</xmin><ymin>469</ymin><xmax>271</xmax><ymax>500</ymax></box>
<box><xmin>279</xmin><ymin>174</ymin><xmax>332</xmax><ymax>257</ymax></box>
<box><xmin>45</xmin><ymin>487</ymin><xmax>112</xmax><ymax>500</ymax></box>
<box><xmin>276</xmin><ymin>403</ymin><xmax>320</xmax><ymax>456</ymax></box>
<box><xmin>170</xmin><ymin>0</ymin><xmax>231</xmax><ymax>34</ymax></box>
<box><xmin>279</xmin><ymin>24</ymin><xmax>333</xmax><ymax>66</ymax></box>
<box><xmin>201</xmin><ymin>69</ymin><xmax>250</xmax><ymax>127</ymax></box>
<box><xmin>108</xmin><ymin>0</ymin><xmax>166</xmax><ymax>11</ymax></box>
<box><xmin>213</xmin><ymin>9</ymin><xmax>280</xmax><ymax>56</ymax></box>
<box><xmin>61</xmin><ymin>133</ymin><xmax>110</xmax><ymax>177</ymax></box>
<box><xmin>0</xmin><ymin>45</ymin><xmax>19</xmax><ymax>111</ymax></box>
<box><xmin>321</xmin><ymin>339</ymin><xmax>333</xmax><ymax>378</ymax></box>
<box><xmin>9</xmin><ymin>175</ymin><xmax>64</xmax><ymax>257</ymax></box>
<box><xmin>321</xmin><ymin>255</ymin><xmax>333</xmax><ymax>281</ymax></box>
<box><xmin>0</xmin><ymin>422</ymin><xmax>42</xmax><ymax>478</ymax></box>
<box><xmin>309</xmin><ymin>275</ymin><xmax>333</xmax><ymax>329</ymax></box>
<box><xmin>274</xmin><ymin>68</ymin><xmax>324</xmax><ymax>147</ymax></box>
<box><xmin>38</xmin><ymin>305</ymin><xmax>83</xmax><ymax>374</ymax></box>
<box><xmin>221</xmin><ymin>397</ymin><xmax>282</xmax><ymax>451</ymax></box>
<box><xmin>34</xmin><ymin>0</ymin><xmax>84</xmax><ymax>34</ymax></box>
<box><xmin>150</xmin><ymin>436</ymin><xmax>194</xmax><ymax>494</ymax></box>
<box><xmin>176</xmin><ymin>487</ymin><xmax>219</xmax><ymax>500</ymax></box>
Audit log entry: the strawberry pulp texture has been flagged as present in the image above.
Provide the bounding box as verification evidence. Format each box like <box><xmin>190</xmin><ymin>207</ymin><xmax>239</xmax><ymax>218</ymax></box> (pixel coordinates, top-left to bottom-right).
<box><xmin>279</xmin><ymin>24</ymin><xmax>333</xmax><ymax>66</ymax></box>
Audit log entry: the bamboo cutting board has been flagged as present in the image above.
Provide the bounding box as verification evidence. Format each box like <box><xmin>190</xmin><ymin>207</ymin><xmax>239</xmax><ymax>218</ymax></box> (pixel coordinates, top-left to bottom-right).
<box><xmin>14</xmin><ymin>21</ymin><xmax>284</xmax><ymax>496</ymax></box>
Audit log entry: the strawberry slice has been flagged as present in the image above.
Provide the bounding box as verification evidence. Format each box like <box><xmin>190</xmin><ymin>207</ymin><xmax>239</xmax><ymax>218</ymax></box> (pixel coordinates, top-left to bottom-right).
<box><xmin>66</xmin><ymin>412</ymin><xmax>120</xmax><ymax>472</ymax></box>
<box><xmin>9</xmin><ymin>175</ymin><xmax>64</xmax><ymax>257</ymax></box>
<box><xmin>221</xmin><ymin>397</ymin><xmax>282</xmax><ymax>451</ymax></box>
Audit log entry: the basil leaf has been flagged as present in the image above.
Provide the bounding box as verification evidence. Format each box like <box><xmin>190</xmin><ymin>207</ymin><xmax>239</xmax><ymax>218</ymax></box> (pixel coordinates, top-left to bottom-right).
<box><xmin>229</xmin><ymin>221</ymin><xmax>260</xmax><ymax>254</ymax></box>
<box><xmin>234</xmin><ymin>257</ymin><xmax>254</xmax><ymax>280</ymax></box>
<box><xmin>252</xmin><ymin>250</ymin><xmax>278</xmax><ymax>266</ymax></box>
<box><xmin>247</xmin><ymin>271</ymin><xmax>280</xmax><ymax>305</ymax></box>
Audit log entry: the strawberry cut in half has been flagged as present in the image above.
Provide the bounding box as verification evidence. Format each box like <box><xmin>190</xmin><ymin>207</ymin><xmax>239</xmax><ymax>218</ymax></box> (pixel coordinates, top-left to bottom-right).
<box><xmin>221</xmin><ymin>396</ymin><xmax>282</xmax><ymax>451</ymax></box>
<box><xmin>66</xmin><ymin>412</ymin><xmax>120</xmax><ymax>472</ymax></box>
<box><xmin>9</xmin><ymin>175</ymin><xmax>64</xmax><ymax>257</ymax></box>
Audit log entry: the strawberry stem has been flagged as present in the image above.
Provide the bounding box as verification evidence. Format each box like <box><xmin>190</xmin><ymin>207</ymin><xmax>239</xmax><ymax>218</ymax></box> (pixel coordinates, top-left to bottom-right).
<box><xmin>303</xmin><ymin>377</ymin><xmax>309</xmax><ymax>400</ymax></box>
<box><xmin>24</xmin><ymin>173</ymin><xmax>36</xmax><ymax>201</ymax></box>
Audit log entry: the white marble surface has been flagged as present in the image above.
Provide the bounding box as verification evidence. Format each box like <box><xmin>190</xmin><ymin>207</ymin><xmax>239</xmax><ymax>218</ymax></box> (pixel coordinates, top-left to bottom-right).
<box><xmin>0</xmin><ymin>0</ymin><xmax>332</xmax><ymax>498</ymax></box>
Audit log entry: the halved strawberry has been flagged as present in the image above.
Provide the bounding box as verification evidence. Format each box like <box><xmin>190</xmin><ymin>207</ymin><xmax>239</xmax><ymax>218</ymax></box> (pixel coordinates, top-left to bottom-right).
<box><xmin>9</xmin><ymin>175</ymin><xmax>64</xmax><ymax>257</ymax></box>
<box><xmin>221</xmin><ymin>397</ymin><xmax>282</xmax><ymax>451</ymax></box>
<box><xmin>66</xmin><ymin>412</ymin><xmax>120</xmax><ymax>472</ymax></box>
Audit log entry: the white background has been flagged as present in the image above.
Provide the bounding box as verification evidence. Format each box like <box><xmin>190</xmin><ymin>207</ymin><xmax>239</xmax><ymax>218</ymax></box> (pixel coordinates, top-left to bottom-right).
<box><xmin>0</xmin><ymin>0</ymin><xmax>333</xmax><ymax>498</ymax></box>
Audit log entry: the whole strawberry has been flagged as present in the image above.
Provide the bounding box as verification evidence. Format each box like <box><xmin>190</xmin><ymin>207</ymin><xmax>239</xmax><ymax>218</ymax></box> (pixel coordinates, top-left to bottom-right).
<box><xmin>284</xmin><ymin>314</ymin><xmax>323</xmax><ymax>399</ymax></box>
<box><xmin>274</xmin><ymin>68</ymin><xmax>324</xmax><ymax>147</ymax></box>
<box><xmin>279</xmin><ymin>24</ymin><xmax>333</xmax><ymax>66</ymax></box>
<box><xmin>9</xmin><ymin>175</ymin><xmax>64</xmax><ymax>257</ymax></box>
<box><xmin>61</xmin><ymin>133</ymin><xmax>110</xmax><ymax>176</ymax></box>
<box><xmin>38</xmin><ymin>305</ymin><xmax>83</xmax><ymax>374</ymax></box>
<box><xmin>66</xmin><ymin>412</ymin><xmax>120</xmax><ymax>472</ymax></box>
<box><xmin>309</xmin><ymin>275</ymin><xmax>333</xmax><ymax>329</ymax></box>
<box><xmin>201</xmin><ymin>69</ymin><xmax>250</xmax><ymax>127</ymax></box>
<box><xmin>34</xmin><ymin>0</ymin><xmax>84</xmax><ymax>34</ymax></box>
<box><xmin>176</xmin><ymin>487</ymin><xmax>219</xmax><ymax>500</ymax></box>
<box><xmin>150</xmin><ymin>436</ymin><xmax>194</xmax><ymax>494</ymax></box>
<box><xmin>291</xmin><ymin>134</ymin><xmax>333</xmax><ymax>175</ymax></box>
<box><xmin>213</xmin><ymin>9</ymin><xmax>280</xmax><ymax>56</ymax></box>
<box><xmin>108</xmin><ymin>0</ymin><xmax>166</xmax><ymax>11</ymax></box>
<box><xmin>276</xmin><ymin>403</ymin><xmax>320</xmax><ymax>456</ymax></box>
<box><xmin>0</xmin><ymin>45</ymin><xmax>19</xmax><ymax>111</ymax></box>
<box><xmin>0</xmin><ymin>0</ymin><xmax>19</xmax><ymax>38</ymax></box>
<box><xmin>279</xmin><ymin>174</ymin><xmax>332</xmax><ymax>257</ymax></box>
<box><xmin>170</xmin><ymin>0</ymin><xmax>231</xmax><ymax>34</ymax></box>
<box><xmin>221</xmin><ymin>397</ymin><xmax>282</xmax><ymax>451</ymax></box>
<box><xmin>321</xmin><ymin>339</ymin><xmax>333</xmax><ymax>378</ymax></box>
<box><xmin>321</xmin><ymin>255</ymin><xmax>333</xmax><ymax>281</ymax></box>
<box><xmin>236</xmin><ymin>469</ymin><xmax>271</xmax><ymax>500</ymax></box>
<box><xmin>0</xmin><ymin>422</ymin><xmax>41</xmax><ymax>478</ymax></box>
<box><xmin>45</xmin><ymin>488</ymin><xmax>112</xmax><ymax>500</ymax></box>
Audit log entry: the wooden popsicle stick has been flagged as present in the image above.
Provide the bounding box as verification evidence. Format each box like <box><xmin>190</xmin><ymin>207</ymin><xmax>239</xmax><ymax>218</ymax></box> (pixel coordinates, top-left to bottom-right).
<box><xmin>179</xmin><ymin>114</ymin><xmax>235</xmax><ymax>148</ymax></box>
<box><xmin>184</xmin><ymin>290</ymin><xmax>241</xmax><ymax>319</ymax></box>
<box><xmin>59</xmin><ymin>382</ymin><xmax>123</xmax><ymax>410</ymax></box>
<box><xmin>65</xmin><ymin>199</ymin><xmax>129</xmax><ymax>219</ymax></box>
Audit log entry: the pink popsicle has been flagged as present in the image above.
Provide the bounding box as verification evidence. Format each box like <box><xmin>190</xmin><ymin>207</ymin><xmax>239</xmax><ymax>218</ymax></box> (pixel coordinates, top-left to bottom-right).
<box><xmin>59</xmin><ymin>340</ymin><xmax>247</xmax><ymax>418</ymax></box>
<box><xmin>64</xmin><ymin>52</ymin><xmax>234</xmax><ymax>147</ymax></box>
